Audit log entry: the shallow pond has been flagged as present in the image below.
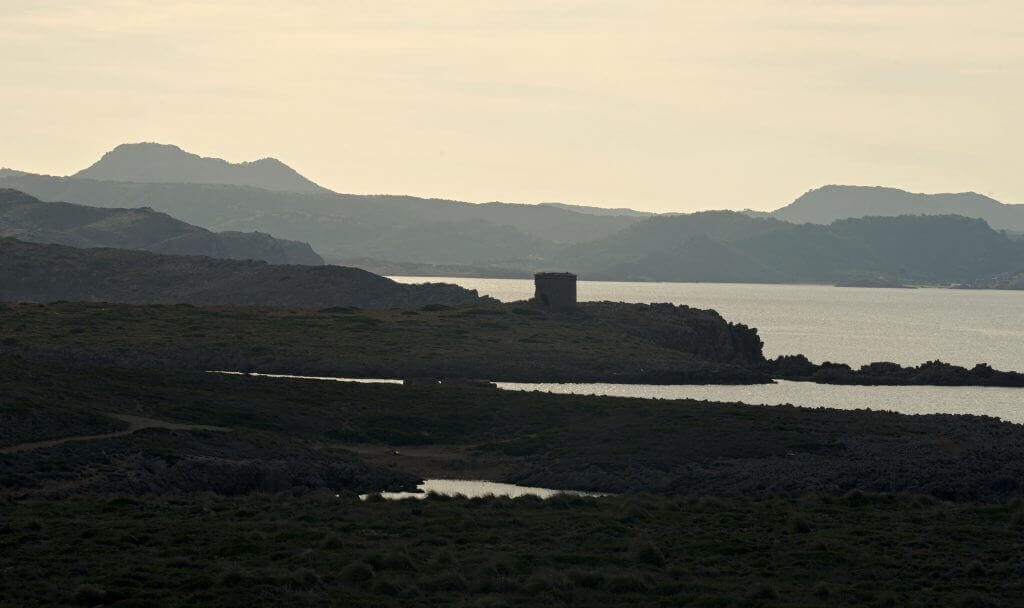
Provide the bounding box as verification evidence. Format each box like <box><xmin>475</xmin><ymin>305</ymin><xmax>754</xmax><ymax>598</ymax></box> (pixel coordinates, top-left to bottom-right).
<box><xmin>359</xmin><ymin>479</ymin><xmax>608</xmax><ymax>500</ymax></box>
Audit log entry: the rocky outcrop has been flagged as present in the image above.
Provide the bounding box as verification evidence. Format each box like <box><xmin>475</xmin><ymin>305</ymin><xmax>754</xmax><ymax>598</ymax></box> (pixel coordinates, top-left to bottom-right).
<box><xmin>600</xmin><ymin>302</ymin><xmax>765</xmax><ymax>365</ymax></box>
<box><xmin>767</xmin><ymin>354</ymin><xmax>1024</xmax><ymax>388</ymax></box>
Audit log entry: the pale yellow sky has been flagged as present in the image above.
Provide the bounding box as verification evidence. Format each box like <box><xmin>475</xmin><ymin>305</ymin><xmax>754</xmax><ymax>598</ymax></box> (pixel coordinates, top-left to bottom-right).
<box><xmin>2</xmin><ymin>0</ymin><xmax>1021</xmax><ymax>211</ymax></box>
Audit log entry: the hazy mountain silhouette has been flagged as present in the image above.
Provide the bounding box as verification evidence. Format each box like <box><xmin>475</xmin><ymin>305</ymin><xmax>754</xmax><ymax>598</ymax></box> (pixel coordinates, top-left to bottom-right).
<box><xmin>12</xmin><ymin>143</ymin><xmax>1024</xmax><ymax>276</ymax></box>
<box><xmin>557</xmin><ymin>211</ymin><xmax>1024</xmax><ymax>283</ymax></box>
<box><xmin>538</xmin><ymin>202</ymin><xmax>653</xmax><ymax>217</ymax></box>
<box><xmin>1</xmin><ymin>162</ymin><xmax>638</xmax><ymax>264</ymax></box>
<box><xmin>73</xmin><ymin>143</ymin><xmax>330</xmax><ymax>194</ymax></box>
<box><xmin>0</xmin><ymin>237</ymin><xmax>486</xmax><ymax>308</ymax></box>
<box><xmin>352</xmin><ymin>219</ymin><xmax>557</xmax><ymax>265</ymax></box>
<box><xmin>601</xmin><ymin>233</ymin><xmax>786</xmax><ymax>283</ymax></box>
<box><xmin>0</xmin><ymin>189</ymin><xmax>323</xmax><ymax>265</ymax></box>
<box><xmin>554</xmin><ymin>211</ymin><xmax>792</xmax><ymax>273</ymax></box>
<box><xmin>769</xmin><ymin>185</ymin><xmax>1024</xmax><ymax>232</ymax></box>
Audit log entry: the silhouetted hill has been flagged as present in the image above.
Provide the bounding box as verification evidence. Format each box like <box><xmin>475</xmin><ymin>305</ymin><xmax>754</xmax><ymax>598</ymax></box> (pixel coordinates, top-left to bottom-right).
<box><xmin>357</xmin><ymin>219</ymin><xmax>557</xmax><ymax>265</ymax></box>
<box><xmin>553</xmin><ymin>211</ymin><xmax>792</xmax><ymax>273</ymax></box>
<box><xmin>74</xmin><ymin>143</ymin><xmax>329</xmax><ymax>194</ymax></box>
<box><xmin>0</xmin><ymin>173</ymin><xmax>638</xmax><ymax>264</ymax></box>
<box><xmin>602</xmin><ymin>234</ymin><xmax>786</xmax><ymax>283</ymax></box>
<box><xmin>334</xmin><ymin>258</ymin><xmax>534</xmax><ymax>279</ymax></box>
<box><xmin>0</xmin><ymin>237</ymin><xmax>487</xmax><ymax>308</ymax></box>
<box><xmin>568</xmin><ymin>212</ymin><xmax>1024</xmax><ymax>284</ymax></box>
<box><xmin>830</xmin><ymin>215</ymin><xmax>1023</xmax><ymax>281</ymax></box>
<box><xmin>0</xmin><ymin>189</ymin><xmax>323</xmax><ymax>265</ymax></box>
<box><xmin>538</xmin><ymin>202</ymin><xmax>653</xmax><ymax>217</ymax></box>
<box><xmin>962</xmin><ymin>269</ymin><xmax>1024</xmax><ymax>290</ymax></box>
<box><xmin>770</xmin><ymin>185</ymin><xmax>1024</xmax><ymax>232</ymax></box>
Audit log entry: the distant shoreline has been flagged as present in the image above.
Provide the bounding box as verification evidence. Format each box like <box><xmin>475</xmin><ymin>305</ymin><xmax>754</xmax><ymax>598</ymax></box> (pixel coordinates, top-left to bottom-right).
<box><xmin>387</xmin><ymin>273</ymin><xmax>983</xmax><ymax>291</ymax></box>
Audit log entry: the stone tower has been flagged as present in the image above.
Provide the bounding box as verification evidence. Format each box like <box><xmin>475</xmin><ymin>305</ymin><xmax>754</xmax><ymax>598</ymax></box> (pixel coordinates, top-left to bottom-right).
<box><xmin>534</xmin><ymin>272</ymin><xmax>577</xmax><ymax>311</ymax></box>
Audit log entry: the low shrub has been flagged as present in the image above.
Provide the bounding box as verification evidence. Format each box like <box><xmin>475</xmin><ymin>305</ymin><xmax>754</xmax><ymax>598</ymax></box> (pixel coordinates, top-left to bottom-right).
<box><xmin>71</xmin><ymin>584</ymin><xmax>109</xmax><ymax>606</ymax></box>
<box><xmin>787</xmin><ymin>513</ymin><xmax>812</xmax><ymax>534</ymax></box>
<box><xmin>631</xmin><ymin>539</ymin><xmax>666</xmax><ymax>567</ymax></box>
<box><xmin>606</xmin><ymin>573</ymin><xmax>648</xmax><ymax>593</ymax></box>
<box><xmin>340</xmin><ymin>561</ymin><xmax>375</xmax><ymax>583</ymax></box>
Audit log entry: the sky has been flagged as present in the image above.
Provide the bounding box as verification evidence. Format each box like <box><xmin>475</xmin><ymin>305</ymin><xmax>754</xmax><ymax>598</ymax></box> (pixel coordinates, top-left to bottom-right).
<box><xmin>1</xmin><ymin>0</ymin><xmax>1022</xmax><ymax>212</ymax></box>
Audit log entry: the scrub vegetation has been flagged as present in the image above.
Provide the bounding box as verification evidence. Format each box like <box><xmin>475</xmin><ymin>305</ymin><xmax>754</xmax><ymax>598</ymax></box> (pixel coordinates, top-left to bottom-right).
<box><xmin>3</xmin><ymin>493</ymin><xmax>1023</xmax><ymax>607</ymax></box>
<box><xmin>4</xmin><ymin>302</ymin><xmax>1024</xmax><ymax>606</ymax></box>
<box><xmin>3</xmin><ymin>358</ymin><xmax>1023</xmax><ymax>501</ymax></box>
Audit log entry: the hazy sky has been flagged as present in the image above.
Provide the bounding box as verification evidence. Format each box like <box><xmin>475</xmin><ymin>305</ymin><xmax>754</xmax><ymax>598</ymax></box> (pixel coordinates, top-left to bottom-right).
<box><xmin>2</xmin><ymin>1</ymin><xmax>1022</xmax><ymax>211</ymax></box>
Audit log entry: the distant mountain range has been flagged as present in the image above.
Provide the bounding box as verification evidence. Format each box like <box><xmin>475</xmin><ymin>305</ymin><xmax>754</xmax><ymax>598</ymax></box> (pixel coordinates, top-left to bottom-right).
<box><xmin>764</xmin><ymin>185</ymin><xmax>1024</xmax><ymax>233</ymax></box>
<box><xmin>4</xmin><ymin>143</ymin><xmax>1024</xmax><ymax>287</ymax></box>
<box><xmin>0</xmin><ymin>143</ymin><xmax>639</xmax><ymax>265</ymax></box>
<box><xmin>0</xmin><ymin>237</ymin><xmax>486</xmax><ymax>308</ymax></box>
<box><xmin>0</xmin><ymin>189</ymin><xmax>323</xmax><ymax>265</ymax></box>
<box><xmin>74</xmin><ymin>143</ymin><xmax>329</xmax><ymax>194</ymax></box>
<box><xmin>552</xmin><ymin>211</ymin><xmax>1024</xmax><ymax>284</ymax></box>
<box><xmin>538</xmin><ymin>202</ymin><xmax>654</xmax><ymax>218</ymax></box>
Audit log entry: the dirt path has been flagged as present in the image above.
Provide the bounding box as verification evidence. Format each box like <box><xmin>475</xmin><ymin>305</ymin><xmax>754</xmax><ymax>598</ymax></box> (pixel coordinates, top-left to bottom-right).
<box><xmin>0</xmin><ymin>414</ymin><xmax>230</xmax><ymax>455</ymax></box>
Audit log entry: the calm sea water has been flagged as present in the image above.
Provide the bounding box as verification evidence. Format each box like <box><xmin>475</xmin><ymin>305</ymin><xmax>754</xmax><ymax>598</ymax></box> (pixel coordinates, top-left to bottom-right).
<box><xmin>392</xmin><ymin>277</ymin><xmax>1024</xmax><ymax>370</ymax></box>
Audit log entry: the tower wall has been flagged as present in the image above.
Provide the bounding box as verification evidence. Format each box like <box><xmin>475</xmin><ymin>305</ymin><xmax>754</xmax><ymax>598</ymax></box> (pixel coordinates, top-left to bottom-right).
<box><xmin>534</xmin><ymin>272</ymin><xmax>577</xmax><ymax>311</ymax></box>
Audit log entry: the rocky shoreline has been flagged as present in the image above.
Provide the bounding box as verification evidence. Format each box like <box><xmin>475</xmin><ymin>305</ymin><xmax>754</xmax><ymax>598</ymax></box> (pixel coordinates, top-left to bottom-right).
<box><xmin>768</xmin><ymin>355</ymin><xmax>1024</xmax><ymax>387</ymax></box>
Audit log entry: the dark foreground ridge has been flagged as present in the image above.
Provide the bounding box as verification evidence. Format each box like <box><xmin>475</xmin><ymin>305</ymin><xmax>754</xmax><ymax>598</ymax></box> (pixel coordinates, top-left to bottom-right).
<box><xmin>0</xmin><ymin>300</ymin><xmax>769</xmax><ymax>384</ymax></box>
<box><xmin>4</xmin><ymin>299</ymin><xmax>1023</xmax><ymax>387</ymax></box>
<box><xmin>0</xmin><ymin>238</ymin><xmax>486</xmax><ymax>308</ymax></box>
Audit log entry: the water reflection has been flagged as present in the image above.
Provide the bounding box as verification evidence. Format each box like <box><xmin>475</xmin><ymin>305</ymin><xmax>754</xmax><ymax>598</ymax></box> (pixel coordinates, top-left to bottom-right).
<box><xmin>214</xmin><ymin>371</ymin><xmax>401</xmax><ymax>384</ymax></box>
<box><xmin>360</xmin><ymin>479</ymin><xmax>608</xmax><ymax>501</ymax></box>
<box><xmin>215</xmin><ymin>371</ymin><xmax>1024</xmax><ymax>425</ymax></box>
<box><xmin>498</xmin><ymin>380</ymin><xmax>1024</xmax><ymax>425</ymax></box>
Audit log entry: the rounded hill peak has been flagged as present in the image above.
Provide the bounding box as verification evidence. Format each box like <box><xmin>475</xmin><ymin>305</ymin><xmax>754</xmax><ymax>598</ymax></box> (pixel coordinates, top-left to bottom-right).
<box><xmin>73</xmin><ymin>142</ymin><xmax>328</xmax><ymax>194</ymax></box>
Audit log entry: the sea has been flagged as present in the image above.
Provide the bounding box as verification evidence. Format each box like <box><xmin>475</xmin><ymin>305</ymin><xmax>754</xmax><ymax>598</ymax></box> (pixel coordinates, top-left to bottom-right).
<box><xmin>390</xmin><ymin>277</ymin><xmax>1024</xmax><ymax>424</ymax></box>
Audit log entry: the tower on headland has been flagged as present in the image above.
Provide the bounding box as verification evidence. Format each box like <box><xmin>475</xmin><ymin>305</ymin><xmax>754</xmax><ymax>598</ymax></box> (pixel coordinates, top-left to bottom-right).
<box><xmin>534</xmin><ymin>272</ymin><xmax>577</xmax><ymax>311</ymax></box>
